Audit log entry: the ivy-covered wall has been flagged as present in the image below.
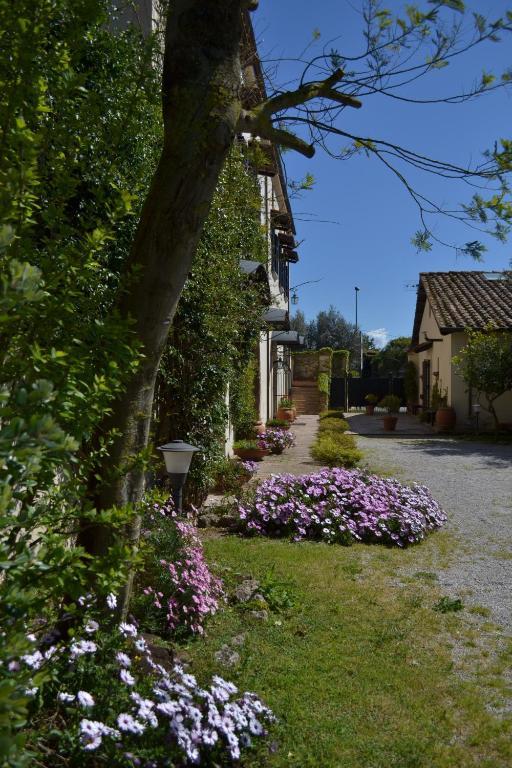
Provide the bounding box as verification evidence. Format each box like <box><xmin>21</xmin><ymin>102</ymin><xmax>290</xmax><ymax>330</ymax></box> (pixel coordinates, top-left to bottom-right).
<box><xmin>153</xmin><ymin>147</ymin><xmax>267</xmax><ymax>504</ymax></box>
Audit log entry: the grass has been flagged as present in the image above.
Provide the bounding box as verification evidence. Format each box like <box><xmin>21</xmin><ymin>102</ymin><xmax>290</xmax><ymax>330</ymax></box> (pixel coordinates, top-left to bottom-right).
<box><xmin>184</xmin><ymin>536</ymin><xmax>512</xmax><ymax>767</ymax></box>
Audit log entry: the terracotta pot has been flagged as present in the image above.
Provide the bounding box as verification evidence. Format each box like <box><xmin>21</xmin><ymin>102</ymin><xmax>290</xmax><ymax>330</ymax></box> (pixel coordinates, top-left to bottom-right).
<box><xmin>277</xmin><ymin>407</ymin><xmax>294</xmax><ymax>422</ymax></box>
<box><xmin>365</xmin><ymin>404</ymin><xmax>375</xmax><ymax>415</ymax></box>
<box><xmin>233</xmin><ymin>447</ymin><xmax>268</xmax><ymax>461</ymax></box>
<box><xmin>435</xmin><ymin>406</ymin><xmax>456</xmax><ymax>432</ymax></box>
<box><xmin>253</xmin><ymin>420</ymin><xmax>266</xmax><ymax>435</ymax></box>
<box><xmin>382</xmin><ymin>415</ymin><xmax>398</xmax><ymax>432</ymax></box>
<box><xmin>291</xmin><ymin>407</ymin><xmax>297</xmax><ymax>421</ymax></box>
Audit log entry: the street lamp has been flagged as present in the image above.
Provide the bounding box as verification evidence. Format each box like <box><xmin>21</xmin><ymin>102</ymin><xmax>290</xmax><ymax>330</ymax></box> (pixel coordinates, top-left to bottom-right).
<box><xmin>291</xmin><ymin>289</ymin><xmax>298</xmax><ymax>305</ymax></box>
<box><xmin>157</xmin><ymin>440</ymin><xmax>200</xmax><ymax>513</ymax></box>
<box><xmin>354</xmin><ymin>287</ymin><xmax>362</xmax><ymax>374</ymax></box>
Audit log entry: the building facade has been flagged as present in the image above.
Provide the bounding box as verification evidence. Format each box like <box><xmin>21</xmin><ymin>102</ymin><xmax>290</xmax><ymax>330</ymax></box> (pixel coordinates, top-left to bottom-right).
<box><xmin>409</xmin><ymin>271</ymin><xmax>512</xmax><ymax>430</ymax></box>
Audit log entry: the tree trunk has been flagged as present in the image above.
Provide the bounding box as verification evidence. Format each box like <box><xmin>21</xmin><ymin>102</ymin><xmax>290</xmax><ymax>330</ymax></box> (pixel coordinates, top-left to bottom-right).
<box><xmin>79</xmin><ymin>1</ymin><xmax>245</xmax><ymax>579</ymax></box>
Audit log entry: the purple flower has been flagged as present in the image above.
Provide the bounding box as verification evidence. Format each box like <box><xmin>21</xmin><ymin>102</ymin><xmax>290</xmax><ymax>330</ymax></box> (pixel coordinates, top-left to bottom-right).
<box><xmin>236</xmin><ymin>468</ymin><xmax>445</xmax><ymax>547</ymax></box>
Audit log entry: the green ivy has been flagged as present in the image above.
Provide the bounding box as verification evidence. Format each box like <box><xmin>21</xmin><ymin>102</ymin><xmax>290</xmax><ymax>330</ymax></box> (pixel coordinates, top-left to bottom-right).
<box><xmin>153</xmin><ymin>147</ymin><xmax>267</xmax><ymax>504</ymax></box>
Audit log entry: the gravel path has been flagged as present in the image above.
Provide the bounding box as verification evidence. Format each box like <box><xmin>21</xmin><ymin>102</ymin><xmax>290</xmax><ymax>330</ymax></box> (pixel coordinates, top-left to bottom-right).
<box><xmin>356</xmin><ymin>432</ymin><xmax>512</xmax><ymax>632</ymax></box>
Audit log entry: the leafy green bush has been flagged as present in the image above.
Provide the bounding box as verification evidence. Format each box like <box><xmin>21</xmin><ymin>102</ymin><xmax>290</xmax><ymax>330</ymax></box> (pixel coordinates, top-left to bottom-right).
<box><xmin>234</xmin><ymin>439</ymin><xmax>260</xmax><ymax>450</ymax></box>
<box><xmin>212</xmin><ymin>457</ymin><xmax>255</xmax><ymax>493</ymax></box>
<box><xmin>319</xmin><ymin>409</ymin><xmax>346</xmax><ymax>420</ymax></box>
<box><xmin>379</xmin><ymin>395</ymin><xmax>401</xmax><ymax>413</ymax></box>
<box><xmin>266</xmin><ymin>418</ymin><xmax>290</xmax><ymax>429</ymax></box>
<box><xmin>318</xmin><ymin>417</ymin><xmax>350</xmax><ymax>434</ymax></box>
<box><xmin>0</xmin><ymin>3</ymin><xmax>157</xmax><ymax>759</ymax></box>
<box><xmin>311</xmin><ymin>433</ymin><xmax>362</xmax><ymax>468</ymax></box>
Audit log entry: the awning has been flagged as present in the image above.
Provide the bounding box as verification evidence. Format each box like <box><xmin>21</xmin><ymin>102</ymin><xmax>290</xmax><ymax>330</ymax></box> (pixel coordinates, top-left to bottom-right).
<box><xmin>412</xmin><ymin>341</ymin><xmax>433</xmax><ymax>353</ymax></box>
<box><xmin>271</xmin><ymin>330</ymin><xmax>305</xmax><ymax>347</ymax></box>
<box><xmin>263</xmin><ymin>307</ymin><xmax>288</xmax><ymax>327</ymax></box>
<box><xmin>240</xmin><ymin>259</ymin><xmax>266</xmax><ymax>276</ymax></box>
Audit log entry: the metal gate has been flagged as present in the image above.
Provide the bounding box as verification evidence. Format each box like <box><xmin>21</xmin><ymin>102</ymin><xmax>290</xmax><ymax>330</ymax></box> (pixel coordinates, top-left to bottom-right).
<box><xmin>330</xmin><ymin>376</ymin><xmax>405</xmax><ymax>409</ymax></box>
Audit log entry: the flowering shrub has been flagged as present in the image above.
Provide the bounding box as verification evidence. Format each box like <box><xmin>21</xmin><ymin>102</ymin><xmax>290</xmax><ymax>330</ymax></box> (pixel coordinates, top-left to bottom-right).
<box><xmin>258</xmin><ymin>428</ymin><xmax>295</xmax><ymax>455</ymax></box>
<box><xmin>238</xmin><ymin>468</ymin><xmax>446</xmax><ymax>547</ymax></box>
<box><xmin>22</xmin><ymin>598</ymin><xmax>274</xmax><ymax>765</ymax></box>
<box><xmin>240</xmin><ymin>460</ymin><xmax>258</xmax><ymax>476</ymax></box>
<box><xmin>133</xmin><ymin>498</ymin><xmax>224</xmax><ymax>638</ymax></box>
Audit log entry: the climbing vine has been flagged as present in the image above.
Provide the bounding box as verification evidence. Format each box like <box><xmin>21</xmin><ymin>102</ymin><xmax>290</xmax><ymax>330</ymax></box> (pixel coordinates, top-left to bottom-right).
<box><xmin>153</xmin><ymin>146</ymin><xmax>268</xmax><ymax>504</ymax></box>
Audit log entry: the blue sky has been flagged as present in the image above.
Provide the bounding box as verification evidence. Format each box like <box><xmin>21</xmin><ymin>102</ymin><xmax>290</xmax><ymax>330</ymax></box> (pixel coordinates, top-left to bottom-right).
<box><xmin>254</xmin><ymin>0</ymin><xmax>512</xmax><ymax>346</ymax></box>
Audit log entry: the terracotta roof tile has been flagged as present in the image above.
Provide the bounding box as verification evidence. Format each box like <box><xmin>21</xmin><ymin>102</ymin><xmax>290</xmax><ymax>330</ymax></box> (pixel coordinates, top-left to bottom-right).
<box><xmin>412</xmin><ymin>271</ymin><xmax>512</xmax><ymax>343</ymax></box>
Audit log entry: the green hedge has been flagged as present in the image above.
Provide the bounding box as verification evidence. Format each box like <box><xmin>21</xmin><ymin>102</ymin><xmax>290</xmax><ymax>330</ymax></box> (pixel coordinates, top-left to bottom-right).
<box><xmin>332</xmin><ymin>349</ymin><xmax>350</xmax><ymax>378</ymax></box>
<box><xmin>317</xmin><ymin>372</ymin><xmax>330</xmax><ymax>395</ymax></box>
<box><xmin>311</xmin><ymin>413</ymin><xmax>362</xmax><ymax>468</ymax></box>
<box><xmin>311</xmin><ymin>433</ymin><xmax>362</xmax><ymax>468</ymax></box>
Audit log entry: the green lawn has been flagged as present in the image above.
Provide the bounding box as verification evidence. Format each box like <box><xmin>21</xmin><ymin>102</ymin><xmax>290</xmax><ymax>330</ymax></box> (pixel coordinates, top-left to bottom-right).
<box><xmin>184</xmin><ymin>534</ymin><xmax>512</xmax><ymax>768</ymax></box>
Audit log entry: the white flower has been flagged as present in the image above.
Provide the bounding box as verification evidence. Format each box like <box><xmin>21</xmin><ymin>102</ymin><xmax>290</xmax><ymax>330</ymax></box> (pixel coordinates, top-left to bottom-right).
<box><xmin>44</xmin><ymin>645</ymin><xmax>57</xmax><ymax>660</ymax></box>
<box><xmin>117</xmin><ymin>713</ymin><xmax>145</xmax><ymax>734</ymax></box>
<box><xmin>22</xmin><ymin>651</ymin><xmax>43</xmax><ymax>670</ymax></box>
<box><xmin>24</xmin><ymin>687</ymin><xmax>38</xmax><ymax>697</ymax></box>
<box><xmin>120</xmin><ymin>669</ymin><xmax>135</xmax><ymax>686</ymax></box>
<box><xmin>106</xmin><ymin>593</ymin><xmax>117</xmax><ymax>610</ymax></box>
<box><xmin>79</xmin><ymin>718</ymin><xmax>119</xmax><ymax>751</ymax></box>
<box><xmin>119</xmin><ymin>622</ymin><xmax>137</xmax><ymax>638</ymax></box>
<box><xmin>58</xmin><ymin>692</ymin><xmax>75</xmax><ymax>703</ymax></box>
<box><xmin>134</xmin><ymin>638</ymin><xmax>147</xmax><ymax>652</ymax></box>
<box><xmin>84</xmin><ymin>620</ymin><xmax>99</xmax><ymax>635</ymax></box>
<box><xmin>26</xmin><ymin>633</ymin><xmax>36</xmax><ymax>643</ymax></box>
<box><xmin>70</xmin><ymin>640</ymin><xmax>97</xmax><ymax>659</ymax></box>
<box><xmin>77</xmin><ymin>691</ymin><xmax>95</xmax><ymax>708</ymax></box>
<box><xmin>116</xmin><ymin>652</ymin><xmax>131</xmax><ymax>668</ymax></box>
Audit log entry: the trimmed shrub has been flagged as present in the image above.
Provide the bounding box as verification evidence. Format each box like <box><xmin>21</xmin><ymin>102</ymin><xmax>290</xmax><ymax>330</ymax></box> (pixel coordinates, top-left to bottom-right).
<box><xmin>318</xmin><ymin>417</ymin><xmax>350</xmax><ymax>434</ymax></box>
<box><xmin>311</xmin><ymin>433</ymin><xmax>362</xmax><ymax>468</ymax></box>
<box><xmin>319</xmin><ymin>409</ymin><xmax>346</xmax><ymax>420</ymax></box>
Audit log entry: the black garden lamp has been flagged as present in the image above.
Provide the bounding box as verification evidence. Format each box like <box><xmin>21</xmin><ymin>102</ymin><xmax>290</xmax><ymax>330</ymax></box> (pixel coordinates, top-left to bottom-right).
<box><xmin>291</xmin><ymin>289</ymin><xmax>299</xmax><ymax>305</ymax></box>
<box><xmin>157</xmin><ymin>440</ymin><xmax>200</xmax><ymax>513</ymax></box>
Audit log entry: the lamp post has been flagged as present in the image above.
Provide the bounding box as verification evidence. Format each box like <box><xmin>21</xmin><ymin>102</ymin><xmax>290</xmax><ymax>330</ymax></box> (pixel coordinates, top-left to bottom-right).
<box><xmin>472</xmin><ymin>403</ymin><xmax>481</xmax><ymax>435</ymax></box>
<box><xmin>158</xmin><ymin>440</ymin><xmax>200</xmax><ymax>513</ymax></box>
<box><xmin>354</xmin><ymin>287</ymin><xmax>362</xmax><ymax>374</ymax></box>
<box><xmin>291</xmin><ymin>289</ymin><xmax>298</xmax><ymax>305</ymax></box>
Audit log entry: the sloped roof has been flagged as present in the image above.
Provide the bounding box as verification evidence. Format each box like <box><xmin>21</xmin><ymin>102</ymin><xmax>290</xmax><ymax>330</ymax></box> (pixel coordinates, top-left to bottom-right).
<box><xmin>412</xmin><ymin>271</ymin><xmax>512</xmax><ymax>344</ymax></box>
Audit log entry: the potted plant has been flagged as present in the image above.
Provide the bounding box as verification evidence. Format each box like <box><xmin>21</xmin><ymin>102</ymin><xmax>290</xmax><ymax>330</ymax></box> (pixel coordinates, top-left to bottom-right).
<box><xmin>432</xmin><ymin>383</ymin><xmax>456</xmax><ymax>432</ymax></box>
<box><xmin>364</xmin><ymin>393</ymin><xmax>378</xmax><ymax>415</ymax></box>
<box><xmin>253</xmin><ymin>419</ymin><xmax>266</xmax><ymax>436</ymax></box>
<box><xmin>266</xmin><ymin>418</ymin><xmax>290</xmax><ymax>431</ymax></box>
<box><xmin>379</xmin><ymin>395</ymin><xmax>401</xmax><ymax>431</ymax></box>
<box><xmin>233</xmin><ymin>439</ymin><xmax>269</xmax><ymax>461</ymax></box>
<box><xmin>259</xmin><ymin>428</ymin><xmax>295</xmax><ymax>455</ymax></box>
<box><xmin>277</xmin><ymin>397</ymin><xmax>295</xmax><ymax>422</ymax></box>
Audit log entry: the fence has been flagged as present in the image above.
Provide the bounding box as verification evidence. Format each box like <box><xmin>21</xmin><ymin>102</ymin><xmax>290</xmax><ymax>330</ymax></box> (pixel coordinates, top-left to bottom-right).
<box><xmin>330</xmin><ymin>376</ymin><xmax>405</xmax><ymax>410</ymax></box>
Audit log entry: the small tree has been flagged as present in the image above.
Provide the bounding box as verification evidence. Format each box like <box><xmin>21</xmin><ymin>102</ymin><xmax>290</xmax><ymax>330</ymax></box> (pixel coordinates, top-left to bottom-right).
<box><xmin>374</xmin><ymin>337</ymin><xmax>412</xmax><ymax>377</ymax></box>
<box><xmin>453</xmin><ymin>328</ymin><xmax>512</xmax><ymax>428</ymax></box>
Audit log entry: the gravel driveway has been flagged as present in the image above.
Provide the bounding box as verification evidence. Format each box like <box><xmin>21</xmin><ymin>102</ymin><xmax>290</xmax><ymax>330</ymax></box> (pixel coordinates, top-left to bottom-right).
<box><xmin>357</xmin><ymin>435</ymin><xmax>512</xmax><ymax>632</ymax></box>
